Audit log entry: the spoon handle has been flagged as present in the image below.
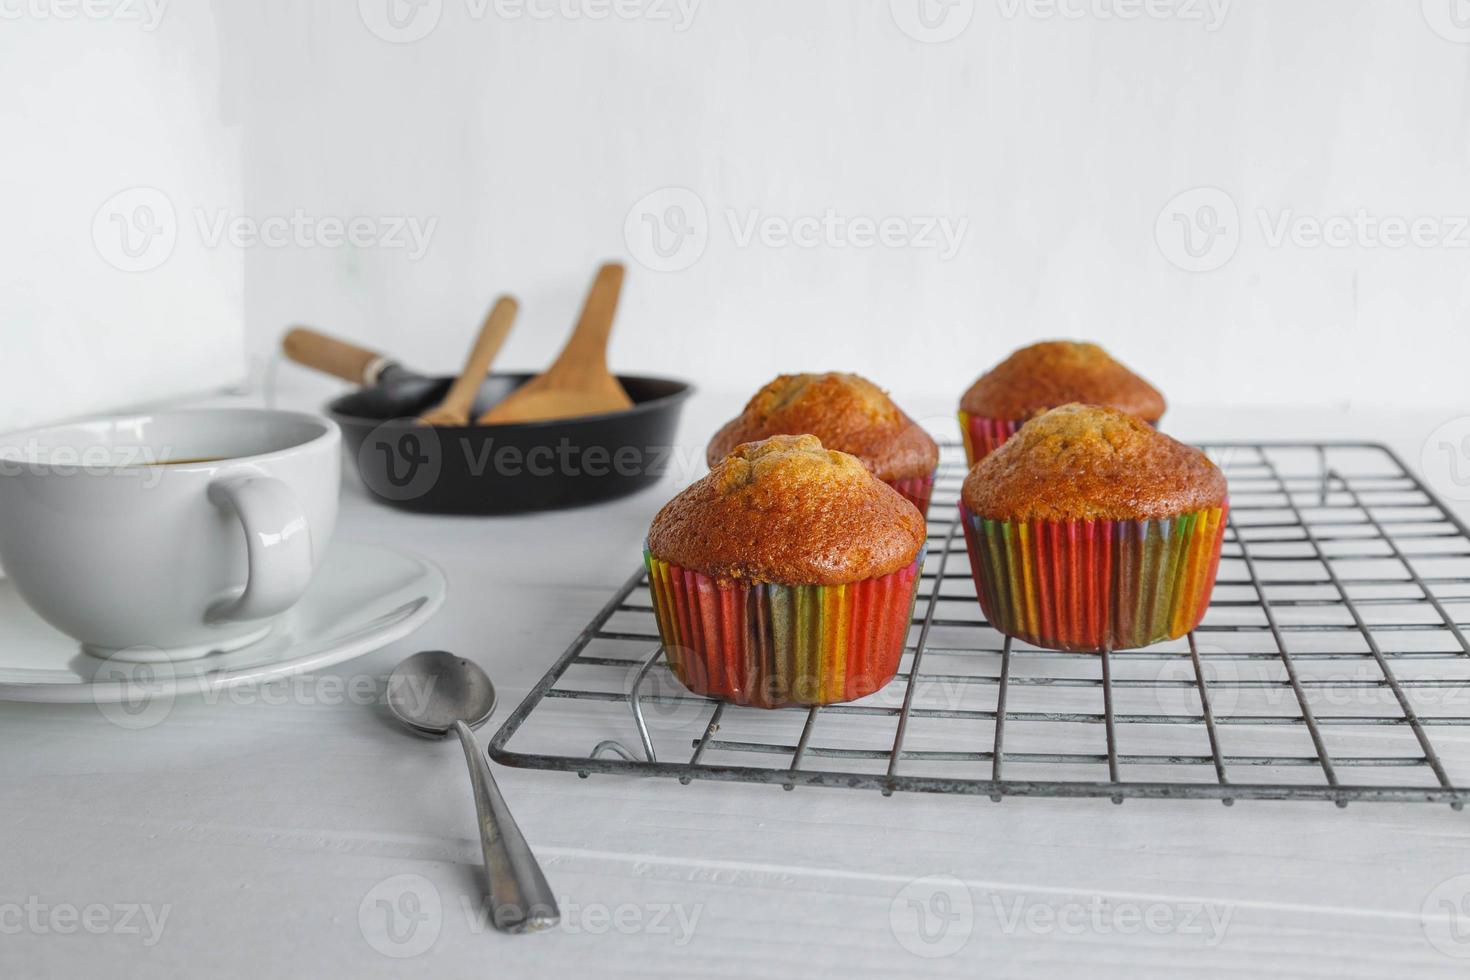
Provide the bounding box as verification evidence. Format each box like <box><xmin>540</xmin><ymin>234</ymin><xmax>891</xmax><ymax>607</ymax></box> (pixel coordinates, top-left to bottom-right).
<box><xmin>453</xmin><ymin>720</ymin><xmax>560</xmax><ymax>933</ymax></box>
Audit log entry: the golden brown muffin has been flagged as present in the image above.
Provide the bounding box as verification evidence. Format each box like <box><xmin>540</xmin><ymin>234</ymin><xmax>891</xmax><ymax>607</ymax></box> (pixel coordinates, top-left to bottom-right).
<box><xmin>959</xmin><ymin>341</ymin><xmax>1166</xmax><ymax>423</ymax></box>
<box><xmin>962</xmin><ymin>404</ymin><xmax>1226</xmax><ymax>522</ymax></box>
<box><xmin>958</xmin><ymin>404</ymin><xmax>1228</xmax><ymax>653</ymax></box>
<box><xmin>707</xmin><ymin>373</ymin><xmax>938</xmax><ymax>482</ymax></box>
<box><xmin>649</xmin><ymin>434</ymin><xmax>926</xmax><ymax>586</ymax></box>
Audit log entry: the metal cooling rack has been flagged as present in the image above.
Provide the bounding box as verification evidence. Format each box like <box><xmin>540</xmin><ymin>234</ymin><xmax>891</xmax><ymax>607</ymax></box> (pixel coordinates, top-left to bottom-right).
<box><xmin>488</xmin><ymin>441</ymin><xmax>1470</xmax><ymax>808</ymax></box>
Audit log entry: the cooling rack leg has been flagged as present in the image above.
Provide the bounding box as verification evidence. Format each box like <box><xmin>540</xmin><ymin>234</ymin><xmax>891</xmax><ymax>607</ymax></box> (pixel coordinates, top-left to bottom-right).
<box><xmin>588</xmin><ymin>645</ymin><xmax>667</xmax><ymax>766</ymax></box>
<box><xmin>1315</xmin><ymin>445</ymin><xmax>1328</xmax><ymax>507</ymax></box>
<box><xmin>1099</xmin><ymin>643</ymin><xmax>1123</xmax><ymax>805</ymax></box>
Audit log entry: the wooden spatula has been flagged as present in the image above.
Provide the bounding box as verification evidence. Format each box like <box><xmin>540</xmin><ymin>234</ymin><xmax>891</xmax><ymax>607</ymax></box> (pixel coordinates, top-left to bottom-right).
<box><xmin>417</xmin><ymin>295</ymin><xmax>520</xmax><ymax>425</ymax></box>
<box><xmin>477</xmin><ymin>263</ymin><xmax>634</xmax><ymax>425</ymax></box>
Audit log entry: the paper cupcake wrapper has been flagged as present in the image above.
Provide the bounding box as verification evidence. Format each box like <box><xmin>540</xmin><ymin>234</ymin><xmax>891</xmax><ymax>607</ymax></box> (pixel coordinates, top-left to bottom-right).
<box><xmin>959</xmin><ymin>504</ymin><xmax>1227</xmax><ymax>652</ymax></box>
<box><xmin>644</xmin><ymin>548</ymin><xmax>925</xmax><ymax>708</ymax></box>
<box><xmin>958</xmin><ymin>411</ymin><xmax>1023</xmax><ymax>467</ymax></box>
<box><xmin>885</xmin><ymin>471</ymin><xmax>936</xmax><ymax>517</ymax></box>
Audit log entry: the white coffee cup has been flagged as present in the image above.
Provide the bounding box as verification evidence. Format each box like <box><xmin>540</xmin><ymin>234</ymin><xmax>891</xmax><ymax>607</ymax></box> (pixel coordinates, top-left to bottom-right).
<box><xmin>0</xmin><ymin>408</ymin><xmax>340</xmax><ymax>661</ymax></box>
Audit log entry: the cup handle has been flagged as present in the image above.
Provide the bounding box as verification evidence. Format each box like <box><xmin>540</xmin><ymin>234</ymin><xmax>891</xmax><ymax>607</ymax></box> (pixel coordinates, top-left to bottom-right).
<box><xmin>206</xmin><ymin>474</ymin><xmax>314</xmax><ymax>624</ymax></box>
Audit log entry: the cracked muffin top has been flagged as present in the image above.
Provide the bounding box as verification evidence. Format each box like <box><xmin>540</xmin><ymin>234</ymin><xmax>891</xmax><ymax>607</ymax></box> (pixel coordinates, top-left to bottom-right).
<box><xmin>961</xmin><ymin>404</ymin><xmax>1226</xmax><ymax>522</ymax></box>
<box><xmin>959</xmin><ymin>341</ymin><xmax>1166</xmax><ymax>423</ymax></box>
<box><xmin>707</xmin><ymin>373</ymin><xmax>938</xmax><ymax>482</ymax></box>
<box><xmin>650</xmin><ymin>435</ymin><xmax>927</xmax><ymax>585</ymax></box>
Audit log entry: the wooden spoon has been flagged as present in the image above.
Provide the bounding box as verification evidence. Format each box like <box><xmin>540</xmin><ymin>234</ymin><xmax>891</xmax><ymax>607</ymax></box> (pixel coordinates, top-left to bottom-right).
<box><xmin>477</xmin><ymin>263</ymin><xmax>634</xmax><ymax>425</ymax></box>
<box><xmin>418</xmin><ymin>296</ymin><xmax>520</xmax><ymax>425</ymax></box>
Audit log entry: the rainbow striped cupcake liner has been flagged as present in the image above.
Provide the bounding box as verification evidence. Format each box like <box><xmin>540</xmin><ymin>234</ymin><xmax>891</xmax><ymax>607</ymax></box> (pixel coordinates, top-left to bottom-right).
<box><xmin>885</xmin><ymin>471</ymin><xmax>936</xmax><ymax>517</ymax></box>
<box><xmin>644</xmin><ymin>548</ymin><xmax>925</xmax><ymax>708</ymax></box>
<box><xmin>959</xmin><ymin>504</ymin><xmax>1227</xmax><ymax>652</ymax></box>
<box><xmin>958</xmin><ymin>411</ymin><xmax>1023</xmax><ymax>467</ymax></box>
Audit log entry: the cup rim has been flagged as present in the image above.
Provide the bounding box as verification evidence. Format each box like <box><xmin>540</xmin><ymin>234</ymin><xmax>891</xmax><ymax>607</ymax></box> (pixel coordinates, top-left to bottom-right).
<box><xmin>0</xmin><ymin>407</ymin><xmax>339</xmax><ymax>473</ymax></box>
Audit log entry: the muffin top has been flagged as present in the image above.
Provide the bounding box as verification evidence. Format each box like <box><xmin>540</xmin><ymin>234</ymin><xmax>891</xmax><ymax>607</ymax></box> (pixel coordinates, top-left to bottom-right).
<box><xmin>650</xmin><ymin>434</ymin><xmax>927</xmax><ymax>586</ymax></box>
<box><xmin>707</xmin><ymin>373</ymin><xmax>938</xmax><ymax>482</ymax></box>
<box><xmin>962</xmin><ymin>404</ymin><xmax>1226</xmax><ymax>522</ymax></box>
<box><xmin>959</xmin><ymin>341</ymin><xmax>1166</xmax><ymax>423</ymax></box>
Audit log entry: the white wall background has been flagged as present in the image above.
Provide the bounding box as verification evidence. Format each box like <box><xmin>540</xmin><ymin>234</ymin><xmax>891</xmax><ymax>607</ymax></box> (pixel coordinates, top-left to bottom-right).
<box><xmin>9</xmin><ymin>0</ymin><xmax>1470</xmax><ymax>424</ymax></box>
<box><xmin>0</xmin><ymin>2</ymin><xmax>245</xmax><ymax>431</ymax></box>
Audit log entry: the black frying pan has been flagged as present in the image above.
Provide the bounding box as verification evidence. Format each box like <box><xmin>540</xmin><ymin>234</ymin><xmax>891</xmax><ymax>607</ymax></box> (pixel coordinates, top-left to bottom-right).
<box><xmin>284</xmin><ymin>329</ymin><xmax>693</xmax><ymax>515</ymax></box>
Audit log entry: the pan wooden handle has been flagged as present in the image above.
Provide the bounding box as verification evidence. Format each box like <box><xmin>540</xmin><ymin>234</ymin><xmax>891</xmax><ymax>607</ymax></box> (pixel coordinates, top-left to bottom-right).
<box><xmin>282</xmin><ymin>327</ymin><xmax>390</xmax><ymax>385</ymax></box>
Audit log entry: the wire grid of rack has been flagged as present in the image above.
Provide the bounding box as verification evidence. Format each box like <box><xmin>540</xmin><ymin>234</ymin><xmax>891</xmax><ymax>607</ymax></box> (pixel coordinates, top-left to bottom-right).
<box><xmin>488</xmin><ymin>440</ymin><xmax>1470</xmax><ymax>807</ymax></box>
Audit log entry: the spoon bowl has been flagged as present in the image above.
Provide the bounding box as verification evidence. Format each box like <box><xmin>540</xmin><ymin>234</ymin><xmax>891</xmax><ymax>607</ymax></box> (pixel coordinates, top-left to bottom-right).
<box><xmin>387</xmin><ymin>649</ymin><xmax>497</xmax><ymax>736</ymax></box>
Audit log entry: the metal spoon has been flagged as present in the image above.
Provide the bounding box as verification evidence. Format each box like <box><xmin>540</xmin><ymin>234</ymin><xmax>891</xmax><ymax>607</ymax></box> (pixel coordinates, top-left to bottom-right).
<box><xmin>386</xmin><ymin>650</ymin><xmax>559</xmax><ymax>934</ymax></box>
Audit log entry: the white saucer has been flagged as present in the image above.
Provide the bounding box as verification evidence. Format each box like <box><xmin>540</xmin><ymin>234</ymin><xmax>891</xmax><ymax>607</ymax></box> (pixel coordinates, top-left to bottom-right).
<box><xmin>0</xmin><ymin>540</ymin><xmax>446</xmax><ymax>703</ymax></box>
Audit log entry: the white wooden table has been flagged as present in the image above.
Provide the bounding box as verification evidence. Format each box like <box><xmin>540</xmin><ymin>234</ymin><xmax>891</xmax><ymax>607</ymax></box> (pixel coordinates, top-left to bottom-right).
<box><xmin>4</xmin><ymin>380</ymin><xmax>1469</xmax><ymax>979</ymax></box>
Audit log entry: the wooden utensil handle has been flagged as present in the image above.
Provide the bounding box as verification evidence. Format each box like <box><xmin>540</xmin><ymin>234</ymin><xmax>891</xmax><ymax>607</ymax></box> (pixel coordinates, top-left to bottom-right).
<box><xmin>547</xmin><ymin>262</ymin><xmax>624</xmax><ymax>378</ymax></box>
<box><xmin>434</xmin><ymin>296</ymin><xmax>519</xmax><ymax>420</ymax></box>
<box><xmin>282</xmin><ymin>327</ymin><xmax>390</xmax><ymax>385</ymax></box>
